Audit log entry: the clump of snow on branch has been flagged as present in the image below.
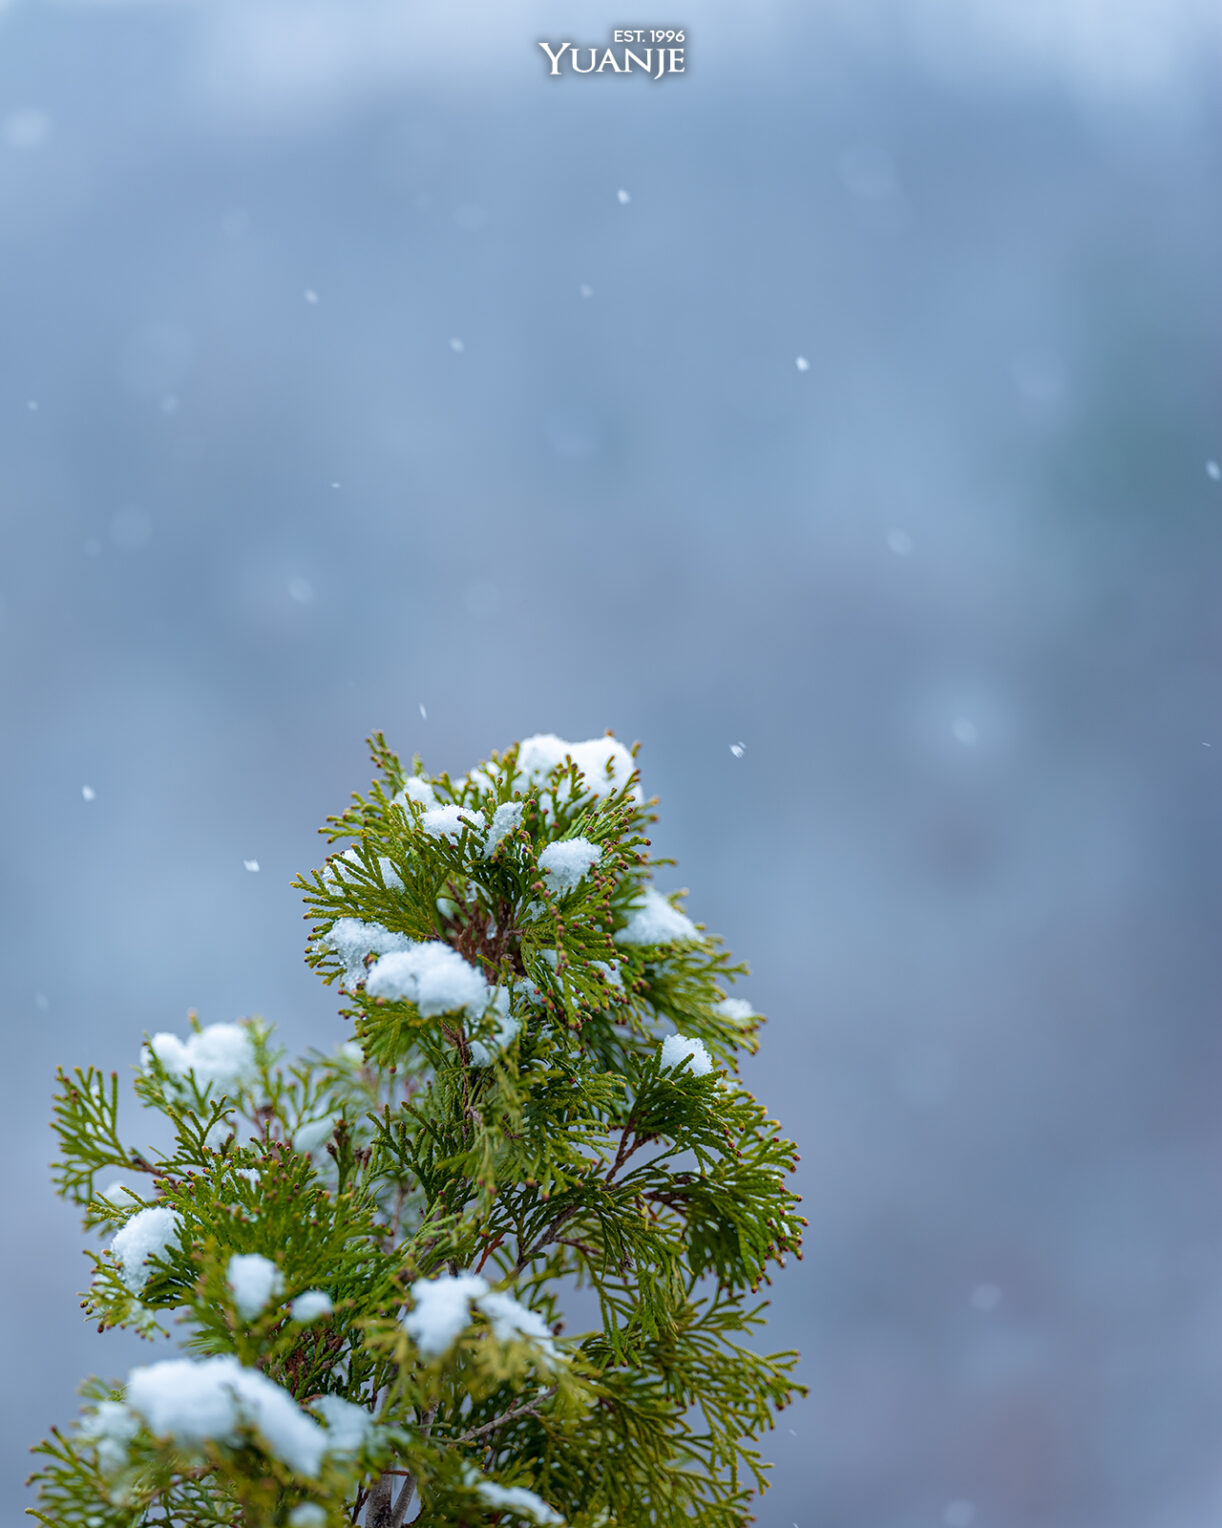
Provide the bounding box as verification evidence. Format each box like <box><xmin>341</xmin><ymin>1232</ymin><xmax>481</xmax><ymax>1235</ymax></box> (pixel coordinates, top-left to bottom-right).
<box><xmin>366</xmin><ymin>941</ymin><xmax>490</xmax><ymax>1016</ymax></box>
<box><xmin>616</xmin><ymin>886</ymin><xmax>702</xmax><ymax>946</ymax></box>
<box><xmin>309</xmin><ymin>1394</ymin><xmax>372</xmax><ymax>1455</ymax></box>
<box><xmin>393</xmin><ymin>775</ymin><xmax>438</xmax><ymax>812</ymax></box>
<box><xmin>402</xmin><ymin>1272</ymin><xmax>490</xmax><ymax>1357</ymax></box>
<box><xmin>538</xmin><ymin>837</ymin><xmax>601</xmax><ymax>894</ymax></box>
<box><xmin>142</xmin><ymin>1022</ymin><xmax>258</xmax><ymax>1094</ymax></box>
<box><xmin>78</xmin><ymin>1402</ymin><xmax>139</xmax><ymax>1475</ymax></box>
<box><xmin>660</xmin><ymin>1034</ymin><xmax>713</xmax><ymax>1076</ymax></box>
<box><xmin>517</xmin><ymin>733</ymin><xmax>640</xmax><ymax>802</ymax></box>
<box><xmin>478</xmin><ymin>1288</ymin><xmax>561</xmax><ymax>1361</ymax></box>
<box><xmin>319</xmin><ymin>917</ymin><xmax>412</xmax><ymax>990</ymax></box>
<box><xmin>474</xmin><ymin>1477</ymin><xmax>565</xmax><ymax>1525</ymax></box>
<box><xmin>111</xmin><ymin>1205</ymin><xmax>182</xmax><ymax>1292</ymax></box>
<box><xmin>403</xmin><ymin>1273</ymin><xmax>561</xmax><ymax>1364</ymax></box>
<box><xmin>716</xmin><ymin>996</ymin><xmax>756</xmax><ymax>1025</ymax></box>
<box><xmin>290</xmin><ymin>1289</ymin><xmax>333</xmax><ymax>1323</ymax></box>
<box><xmin>422</xmin><ymin>803</ymin><xmax>486</xmax><ymax>842</ymax></box>
<box><xmin>323</xmin><ymin>847</ymin><xmax>403</xmax><ymax>890</ymax></box>
<box><xmin>125</xmin><ymin>1355</ymin><xmax>328</xmax><ymax>1476</ymax></box>
<box><xmin>484</xmin><ymin>799</ymin><xmax>525</xmax><ymax>855</ymax></box>
<box><xmin>227</xmin><ymin>1253</ymin><xmax>283</xmax><ymax>1321</ymax></box>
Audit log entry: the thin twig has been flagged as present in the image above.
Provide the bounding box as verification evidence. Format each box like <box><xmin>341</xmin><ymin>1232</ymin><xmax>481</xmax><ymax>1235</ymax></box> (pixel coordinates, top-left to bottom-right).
<box><xmin>387</xmin><ymin>1400</ymin><xmax>440</xmax><ymax>1528</ymax></box>
<box><xmin>454</xmin><ymin>1390</ymin><xmax>555</xmax><ymax>1445</ymax></box>
<box><xmin>514</xmin><ymin>1204</ymin><xmax>580</xmax><ymax>1274</ymax></box>
<box><xmin>606</xmin><ymin>1116</ymin><xmax>651</xmax><ymax>1184</ymax></box>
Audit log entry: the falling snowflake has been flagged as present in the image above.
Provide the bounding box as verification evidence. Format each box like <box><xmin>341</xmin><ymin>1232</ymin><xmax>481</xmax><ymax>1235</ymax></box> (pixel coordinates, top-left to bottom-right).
<box><xmin>951</xmin><ymin>718</ymin><xmax>978</xmax><ymax>746</ymax></box>
<box><xmin>287</xmin><ymin>577</ymin><xmax>314</xmax><ymax>604</ymax></box>
<box><xmin>81</xmin><ymin>785</ymin><xmax>96</xmax><ymax>801</ymax></box>
<box><xmin>579</xmin><ymin>283</ymin><xmax>593</xmax><ymax>298</ymax></box>
<box><xmin>243</xmin><ymin>859</ymin><xmax>260</xmax><ymax>873</ymax></box>
<box><xmin>304</xmin><ymin>289</ymin><xmax>319</xmax><ymax>305</ymax></box>
<box><xmin>3</xmin><ymin>109</ymin><xmax>52</xmax><ymax>149</ymax></box>
<box><xmin>1208</xmin><ymin>460</ymin><xmax>1221</xmax><ymax>481</ymax></box>
<box><xmin>729</xmin><ymin>742</ymin><xmax>746</xmax><ymax>759</ymax></box>
<box><xmin>616</xmin><ymin>188</ymin><xmax>631</xmax><ymax>205</ymax></box>
<box><xmin>886</xmin><ymin>529</ymin><xmax>913</xmax><ymax>557</ymax></box>
<box><xmin>419</xmin><ymin>703</ymin><xmax>428</xmax><ymax>720</ymax></box>
<box><xmin>795</xmin><ymin>356</ymin><xmax>810</xmax><ymax>372</ymax></box>
<box><xmin>450</xmin><ymin>337</ymin><xmax>465</xmax><ymax>353</ymax></box>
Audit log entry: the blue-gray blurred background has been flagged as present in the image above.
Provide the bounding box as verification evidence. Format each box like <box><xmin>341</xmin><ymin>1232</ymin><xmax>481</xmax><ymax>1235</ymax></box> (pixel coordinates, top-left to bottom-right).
<box><xmin>4</xmin><ymin>0</ymin><xmax>1222</xmax><ymax>1523</ymax></box>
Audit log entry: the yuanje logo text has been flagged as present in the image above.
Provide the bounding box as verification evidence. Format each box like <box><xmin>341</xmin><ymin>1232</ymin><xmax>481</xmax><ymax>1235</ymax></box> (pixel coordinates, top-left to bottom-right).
<box><xmin>539</xmin><ymin>30</ymin><xmax>686</xmax><ymax>79</ymax></box>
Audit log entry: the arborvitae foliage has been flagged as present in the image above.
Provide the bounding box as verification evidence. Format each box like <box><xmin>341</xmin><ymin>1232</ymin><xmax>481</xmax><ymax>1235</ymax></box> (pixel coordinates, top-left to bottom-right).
<box><xmin>31</xmin><ymin>734</ymin><xmax>805</xmax><ymax>1528</ymax></box>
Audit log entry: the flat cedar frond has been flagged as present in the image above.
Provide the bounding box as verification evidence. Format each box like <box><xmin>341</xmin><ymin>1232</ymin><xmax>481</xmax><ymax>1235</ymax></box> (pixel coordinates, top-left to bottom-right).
<box><xmin>31</xmin><ymin>733</ymin><xmax>806</xmax><ymax>1528</ymax></box>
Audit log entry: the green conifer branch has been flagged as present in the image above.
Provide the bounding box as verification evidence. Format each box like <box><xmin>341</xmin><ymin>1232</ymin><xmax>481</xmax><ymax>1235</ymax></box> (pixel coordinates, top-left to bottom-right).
<box><xmin>30</xmin><ymin>732</ymin><xmax>805</xmax><ymax>1527</ymax></box>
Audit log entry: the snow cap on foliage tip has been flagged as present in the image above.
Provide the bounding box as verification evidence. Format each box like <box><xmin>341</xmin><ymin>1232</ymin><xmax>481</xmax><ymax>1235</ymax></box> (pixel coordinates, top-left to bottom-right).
<box><xmin>320</xmin><ymin>917</ymin><xmax>412</xmax><ymax>990</ymax></box>
<box><xmin>309</xmin><ymin>1394</ymin><xmax>372</xmax><ymax>1454</ymax></box>
<box><xmin>716</xmin><ymin>996</ymin><xmax>756</xmax><ymax>1024</ymax></box>
<box><xmin>478</xmin><ymin>1288</ymin><xmax>561</xmax><ymax>1361</ymax></box>
<box><xmin>125</xmin><ymin>1355</ymin><xmax>328</xmax><ymax>1476</ymax></box>
<box><xmin>538</xmin><ymin>836</ymin><xmax>601</xmax><ymax>894</ymax></box>
<box><xmin>475</xmin><ymin>1477</ymin><xmax>565</xmax><ymax>1525</ymax></box>
<box><xmin>365</xmin><ymin>940</ymin><xmax>490</xmax><ymax>1016</ymax></box>
<box><xmin>142</xmin><ymin>1021</ymin><xmax>258</xmax><ymax>1093</ymax></box>
<box><xmin>393</xmin><ymin>774</ymin><xmax>438</xmax><ymax>812</ymax></box>
<box><xmin>227</xmin><ymin>1253</ymin><xmax>283</xmax><ymax>1320</ymax></box>
<box><xmin>615</xmin><ymin>885</ymin><xmax>702</xmax><ymax>946</ymax></box>
<box><xmin>517</xmin><ymin>733</ymin><xmax>640</xmax><ymax>802</ymax></box>
<box><xmin>111</xmin><ymin>1205</ymin><xmax>182</xmax><ymax>1293</ymax></box>
<box><xmin>323</xmin><ymin>846</ymin><xmax>403</xmax><ymax>890</ymax></box>
<box><xmin>291</xmin><ymin>1289</ymin><xmax>333</xmax><ymax>1323</ymax></box>
<box><xmin>422</xmin><ymin>802</ymin><xmax>486</xmax><ymax>842</ymax></box>
<box><xmin>402</xmin><ymin>1272</ymin><xmax>489</xmax><ymax>1357</ymax></box>
<box><xmin>660</xmin><ymin>1033</ymin><xmax>713</xmax><ymax>1076</ymax></box>
<box><xmin>78</xmin><ymin>1401</ymin><xmax>139</xmax><ymax>1475</ymax></box>
<box><xmin>403</xmin><ymin>1272</ymin><xmax>561</xmax><ymax>1363</ymax></box>
<box><xmin>484</xmin><ymin>799</ymin><xmax>525</xmax><ymax>855</ymax></box>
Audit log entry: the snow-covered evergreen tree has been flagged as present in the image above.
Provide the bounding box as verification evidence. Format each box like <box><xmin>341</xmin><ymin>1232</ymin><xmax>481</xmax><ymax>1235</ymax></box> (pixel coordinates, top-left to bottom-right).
<box><xmin>31</xmin><ymin>733</ymin><xmax>804</xmax><ymax>1527</ymax></box>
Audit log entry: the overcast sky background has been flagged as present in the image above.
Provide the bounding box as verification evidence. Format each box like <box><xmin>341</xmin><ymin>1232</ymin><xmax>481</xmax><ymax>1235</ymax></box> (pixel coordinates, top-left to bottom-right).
<box><xmin>3</xmin><ymin>1</ymin><xmax>1222</xmax><ymax>1524</ymax></box>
